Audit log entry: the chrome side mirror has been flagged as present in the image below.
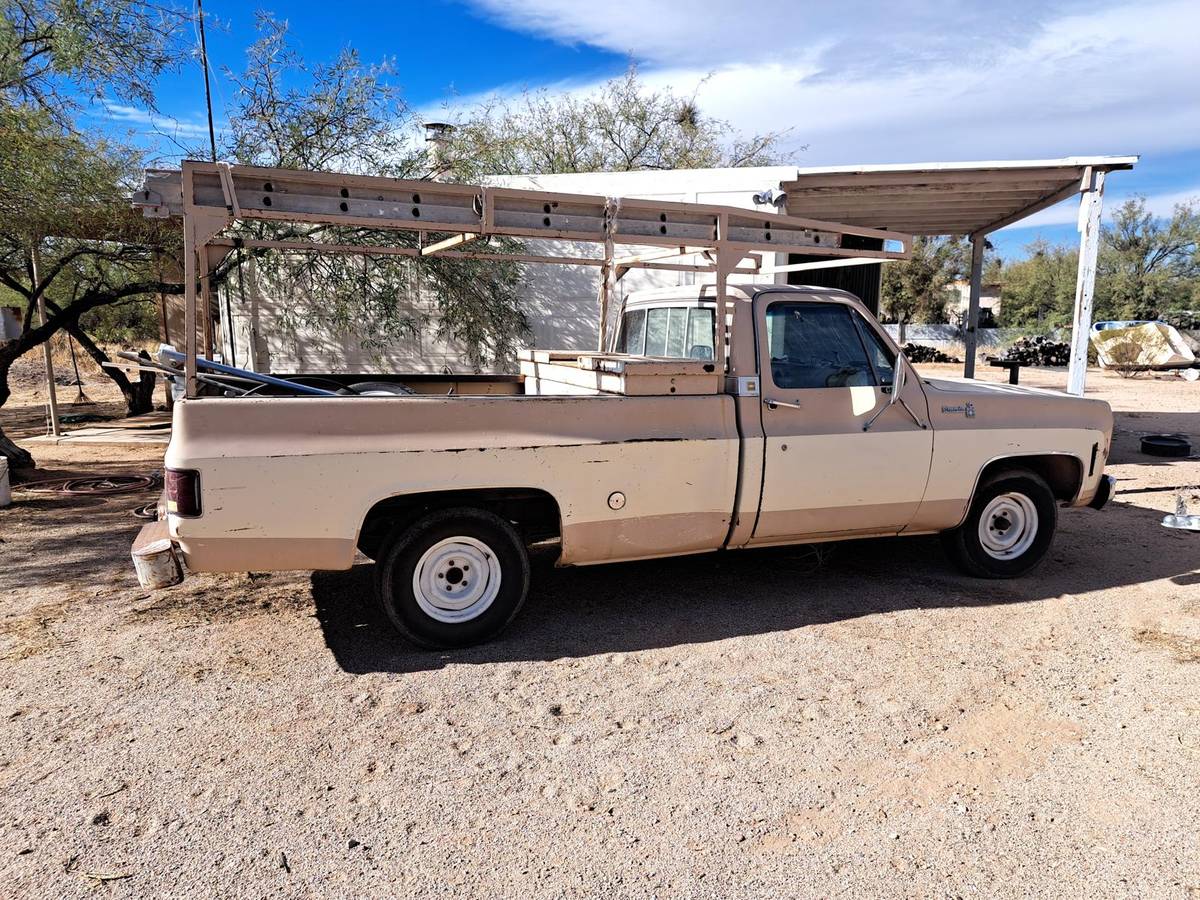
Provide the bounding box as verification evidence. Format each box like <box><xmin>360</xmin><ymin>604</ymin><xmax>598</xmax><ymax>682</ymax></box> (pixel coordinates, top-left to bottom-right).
<box><xmin>864</xmin><ymin>353</ymin><xmax>926</xmax><ymax>431</ymax></box>
<box><xmin>890</xmin><ymin>355</ymin><xmax>906</xmax><ymax>405</ymax></box>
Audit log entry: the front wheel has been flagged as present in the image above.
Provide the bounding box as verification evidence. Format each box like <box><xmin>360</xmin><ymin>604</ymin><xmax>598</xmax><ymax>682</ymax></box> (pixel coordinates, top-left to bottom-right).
<box><xmin>941</xmin><ymin>470</ymin><xmax>1058</xmax><ymax>578</ymax></box>
<box><xmin>377</xmin><ymin>507</ymin><xmax>530</xmax><ymax>648</ymax></box>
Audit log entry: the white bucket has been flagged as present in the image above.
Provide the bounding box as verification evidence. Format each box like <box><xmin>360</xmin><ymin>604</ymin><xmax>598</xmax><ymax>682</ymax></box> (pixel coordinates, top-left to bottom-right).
<box><xmin>131</xmin><ymin>537</ymin><xmax>183</xmax><ymax>588</ymax></box>
<box><xmin>0</xmin><ymin>458</ymin><xmax>10</xmax><ymax>508</ymax></box>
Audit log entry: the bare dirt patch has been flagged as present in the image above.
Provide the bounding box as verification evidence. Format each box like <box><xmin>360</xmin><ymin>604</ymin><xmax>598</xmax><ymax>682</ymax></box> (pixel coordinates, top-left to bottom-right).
<box><xmin>1</xmin><ymin>362</ymin><xmax>1199</xmax><ymax>898</ymax></box>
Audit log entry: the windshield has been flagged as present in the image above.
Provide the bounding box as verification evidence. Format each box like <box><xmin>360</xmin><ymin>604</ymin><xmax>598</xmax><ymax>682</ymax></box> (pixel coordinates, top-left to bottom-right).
<box><xmin>619</xmin><ymin>306</ymin><xmax>715</xmax><ymax>360</ymax></box>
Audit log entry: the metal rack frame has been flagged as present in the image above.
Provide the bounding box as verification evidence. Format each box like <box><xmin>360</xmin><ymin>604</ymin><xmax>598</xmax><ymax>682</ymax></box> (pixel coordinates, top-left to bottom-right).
<box><xmin>133</xmin><ymin>160</ymin><xmax>913</xmax><ymax>396</ymax></box>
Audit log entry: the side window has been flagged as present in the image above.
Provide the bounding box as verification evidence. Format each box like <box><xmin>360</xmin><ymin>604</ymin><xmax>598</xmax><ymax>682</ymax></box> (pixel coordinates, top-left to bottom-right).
<box><xmin>620</xmin><ymin>308</ymin><xmax>646</xmax><ymax>354</ymax></box>
<box><xmin>853</xmin><ymin>315</ymin><xmax>896</xmax><ymax>385</ymax></box>
<box><xmin>764</xmin><ymin>302</ymin><xmax>875</xmax><ymax>389</ymax></box>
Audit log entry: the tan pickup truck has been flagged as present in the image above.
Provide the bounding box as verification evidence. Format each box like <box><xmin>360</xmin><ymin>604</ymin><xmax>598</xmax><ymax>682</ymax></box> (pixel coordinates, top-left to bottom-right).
<box><xmin>147</xmin><ymin>283</ymin><xmax>1114</xmax><ymax>648</ymax></box>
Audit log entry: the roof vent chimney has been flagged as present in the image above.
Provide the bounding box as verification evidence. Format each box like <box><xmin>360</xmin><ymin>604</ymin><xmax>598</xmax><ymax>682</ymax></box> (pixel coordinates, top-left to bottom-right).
<box><xmin>423</xmin><ymin>122</ymin><xmax>456</xmax><ymax>181</ymax></box>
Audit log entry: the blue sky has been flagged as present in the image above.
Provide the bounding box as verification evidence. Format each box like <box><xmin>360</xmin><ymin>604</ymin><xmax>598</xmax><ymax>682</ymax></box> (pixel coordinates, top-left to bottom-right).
<box><xmin>87</xmin><ymin>0</ymin><xmax>1200</xmax><ymax>261</ymax></box>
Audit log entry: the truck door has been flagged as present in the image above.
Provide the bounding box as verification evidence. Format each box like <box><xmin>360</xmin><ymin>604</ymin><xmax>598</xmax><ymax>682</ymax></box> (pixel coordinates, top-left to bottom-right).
<box><xmin>750</xmin><ymin>296</ymin><xmax>933</xmax><ymax>542</ymax></box>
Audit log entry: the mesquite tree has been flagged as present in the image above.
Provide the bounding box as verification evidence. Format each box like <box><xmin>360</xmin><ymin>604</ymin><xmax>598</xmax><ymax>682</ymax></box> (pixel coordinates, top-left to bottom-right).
<box><xmin>0</xmin><ymin>107</ymin><xmax>184</xmax><ymax>466</ymax></box>
<box><xmin>443</xmin><ymin>66</ymin><xmax>788</xmax><ymax>178</ymax></box>
<box><xmin>0</xmin><ymin>0</ymin><xmax>187</xmax><ymax>120</ymax></box>
<box><xmin>0</xmin><ymin>0</ymin><xmax>188</xmax><ymax>467</ymax></box>
<box><xmin>216</xmin><ymin>16</ymin><xmax>528</xmax><ymax>371</ymax></box>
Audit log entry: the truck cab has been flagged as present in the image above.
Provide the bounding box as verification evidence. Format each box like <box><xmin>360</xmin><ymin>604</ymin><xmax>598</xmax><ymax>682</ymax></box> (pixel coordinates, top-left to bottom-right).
<box><xmin>615</xmin><ymin>282</ymin><xmax>1113</xmax><ymax>551</ymax></box>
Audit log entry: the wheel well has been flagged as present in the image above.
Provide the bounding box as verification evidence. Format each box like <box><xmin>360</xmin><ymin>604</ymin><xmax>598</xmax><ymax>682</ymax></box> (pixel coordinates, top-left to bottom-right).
<box><xmin>357</xmin><ymin>488</ymin><xmax>562</xmax><ymax>559</ymax></box>
<box><xmin>978</xmin><ymin>454</ymin><xmax>1084</xmax><ymax>503</ymax></box>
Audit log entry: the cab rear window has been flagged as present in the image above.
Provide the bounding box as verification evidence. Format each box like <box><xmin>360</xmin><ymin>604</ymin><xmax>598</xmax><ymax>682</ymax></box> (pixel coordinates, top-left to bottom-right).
<box><xmin>619</xmin><ymin>307</ymin><xmax>714</xmax><ymax>360</ymax></box>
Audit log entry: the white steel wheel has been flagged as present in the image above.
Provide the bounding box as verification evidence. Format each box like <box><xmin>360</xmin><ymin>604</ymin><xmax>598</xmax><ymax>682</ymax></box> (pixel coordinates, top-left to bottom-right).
<box><xmin>977</xmin><ymin>492</ymin><xmax>1039</xmax><ymax>561</ymax></box>
<box><xmin>412</xmin><ymin>536</ymin><xmax>503</xmax><ymax>624</ymax></box>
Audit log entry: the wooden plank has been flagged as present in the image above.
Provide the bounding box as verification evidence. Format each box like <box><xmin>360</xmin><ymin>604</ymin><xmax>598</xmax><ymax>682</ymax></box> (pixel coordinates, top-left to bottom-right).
<box><xmin>793</xmin><ymin>201</ymin><xmax>1043</xmax><ymax>217</ymax></box>
<box><xmin>972</xmin><ymin>179</ymin><xmax>1084</xmax><ymax>236</ymax></box>
<box><xmin>612</xmin><ymin>246</ymin><xmax>696</xmax><ymax>266</ymax></box>
<box><xmin>782</xmin><ymin>167</ymin><xmax>1088</xmax><ymax>189</ymax></box>
<box><xmin>791</xmin><ymin>196</ymin><xmax>1052</xmax><ymax>213</ymax></box>
<box><xmin>421</xmin><ymin>232</ymin><xmax>479</xmax><ymax>255</ymax></box>
<box><xmin>759</xmin><ymin>257</ymin><xmax>889</xmax><ymax>275</ymax></box>
<box><xmin>784</xmin><ymin>181</ymin><xmax>1073</xmax><ymax>199</ymax></box>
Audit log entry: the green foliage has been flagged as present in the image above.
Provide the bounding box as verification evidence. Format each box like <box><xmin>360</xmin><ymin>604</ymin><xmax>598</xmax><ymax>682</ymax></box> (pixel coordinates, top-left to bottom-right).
<box><xmin>995</xmin><ymin>240</ymin><xmax>1079</xmax><ymax>330</ymax></box>
<box><xmin>0</xmin><ymin>103</ymin><xmax>143</xmax><ymax>241</ymax></box>
<box><xmin>443</xmin><ymin>66</ymin><xmax>788</xmax><ymax>178</ymax></box>
<box><xmin>220</xmin><ymin>16</ymin><xmax>528</xmax><ymax>371</ymax></box>
<box><xmin>0</xmin><ymin>103</ymin><xmax>179</xmax><ymax>314</ymax></box>
<box><xmin>79</xmin><ymin>295</ymin><xmax>157</xmax><ymax>343</ymax></box>
<box><xmin>0</xmin><ymin>0</ymin><xmax>187</xmax><ymax>121</ymax></box>
<box><xmin>224</xmin><ymin>15</ymin><xmax>416</xmax><ymax>176</ymax></box>
<box><xmin>879</xmin><ymin>236</ymin><xmax>967</xmax><ymax>327</ymax></box>
<box><xmin>0</xmin><ymin>92</ymin><xmax>180</xmax><ymax>426</ymax></box>
<box><xmin>1095</xmin><ymin>197</ymin><xmax>1199</xmax><ymax>320</ymax></box>
<box><xmin>996</xmin><ymin>198</ymin><xmax>1200</xmax><ymax>328</ymax></box>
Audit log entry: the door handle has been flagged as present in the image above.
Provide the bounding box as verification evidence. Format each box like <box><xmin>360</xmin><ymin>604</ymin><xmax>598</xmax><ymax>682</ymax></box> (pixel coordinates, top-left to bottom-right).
<box><xmin>764</xmin><ymin>397</ymin><xmax>802</xmax><ymax>410</ymax></box>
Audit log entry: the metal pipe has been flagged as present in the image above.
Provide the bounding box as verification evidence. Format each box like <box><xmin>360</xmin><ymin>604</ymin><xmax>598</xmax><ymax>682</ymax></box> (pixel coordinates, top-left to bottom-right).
<box><xmin>31</xmin><ymin>243</ymin><xmax>61</xmax><ymax>436</ymax></box>
<box><xmin>963</xmin><ymin>236</ymin><xmax>985</xmax><ymax>379</ymax></box>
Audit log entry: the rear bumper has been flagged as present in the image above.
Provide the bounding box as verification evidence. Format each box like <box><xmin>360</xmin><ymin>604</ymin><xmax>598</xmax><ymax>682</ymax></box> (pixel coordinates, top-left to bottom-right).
<box><xmin>1089</xmin><ymin>474</ymin><xmax>1116</xmax><ymax>510</ymax></box>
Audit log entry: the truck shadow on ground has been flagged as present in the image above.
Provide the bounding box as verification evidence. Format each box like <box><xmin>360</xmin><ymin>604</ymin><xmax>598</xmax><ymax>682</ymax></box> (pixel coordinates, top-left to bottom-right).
<box><xmin>311</xmin><ymin>498</ymin><xmax>1198</xmax><ymax>675</ymax></box>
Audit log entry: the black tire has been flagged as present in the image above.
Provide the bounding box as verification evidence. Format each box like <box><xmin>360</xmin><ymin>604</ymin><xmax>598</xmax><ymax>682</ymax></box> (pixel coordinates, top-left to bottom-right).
<box><xmin>376</xmin><ymin>507</ymin><xmax>530</xmax><ymax>648</ymax></box>
<box><xmin>941</xmin><ymin>469</ymin><xmax>1058</xmax><ymax>578</ymax></box>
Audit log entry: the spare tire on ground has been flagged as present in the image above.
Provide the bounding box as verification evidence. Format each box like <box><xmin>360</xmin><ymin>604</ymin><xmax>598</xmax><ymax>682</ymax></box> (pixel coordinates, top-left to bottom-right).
<box><xmin>1140</xmin><ymin>434</ymin><xmax>1192</xmax><ymax>457</ymax></box>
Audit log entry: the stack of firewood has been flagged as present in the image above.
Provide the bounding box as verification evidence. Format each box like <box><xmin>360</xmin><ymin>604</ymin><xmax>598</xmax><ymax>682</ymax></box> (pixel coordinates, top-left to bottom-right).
<box><xmin>997</xmin><ymin>336</ymin><xmax>1071</xmax><ymax>367</ymax></box>
<box><xmin>902</xmin><ymin>342</ymin><xmax>960</xmax><ymax>364</ymax></box>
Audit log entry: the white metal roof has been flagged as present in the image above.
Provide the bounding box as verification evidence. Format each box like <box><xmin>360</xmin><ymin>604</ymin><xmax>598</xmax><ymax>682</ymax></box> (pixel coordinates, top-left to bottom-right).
<box><xmin>780</xmin><ymin>156</ymin><xmax>1138</xmax><ymax>237</ymax></box>
<box><xmin>492</xmin><ymin>157</ymin><xmax>1138</xmax><ymax>238</ymax></box>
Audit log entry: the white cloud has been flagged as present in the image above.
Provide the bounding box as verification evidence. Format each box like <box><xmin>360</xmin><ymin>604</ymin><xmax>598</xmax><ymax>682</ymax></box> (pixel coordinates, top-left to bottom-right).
<box><xmin>463</xmin><ymin>0</ymin><xmax>1199</xmax><ymax>165</ymax></box>
<box><xmin>101</xmin><ymin>103</ymin><xmax>216</xmax><ymax>141</ymax></box>
<box><xmin>465</xmin><ymin>0</ymin><xmax>1092</xmax><ymax>73</ymax></box>
<box><xmin>1007</xmin><ymin>185</ymin><xmax>1200</xmax><ymax>230</ymax></box>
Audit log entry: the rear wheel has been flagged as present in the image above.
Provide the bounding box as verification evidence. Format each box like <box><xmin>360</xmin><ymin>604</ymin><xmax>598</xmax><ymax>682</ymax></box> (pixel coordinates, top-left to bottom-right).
<box><xmin>941</xmin><ymin>469</ymin><xmax>1057</xmax><ymax>578</ymax></box>
<box><xmin>376</xmin><ymin>507</ymin><xmax>530</xmax><ymax>648</ymax></box>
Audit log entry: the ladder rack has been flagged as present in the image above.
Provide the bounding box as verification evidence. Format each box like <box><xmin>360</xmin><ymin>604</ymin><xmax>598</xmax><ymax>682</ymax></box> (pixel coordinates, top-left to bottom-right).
<box><xmin>134</xmin><ymin>160</ymin><xmax>912</xmax><ymax>395</ymax></box>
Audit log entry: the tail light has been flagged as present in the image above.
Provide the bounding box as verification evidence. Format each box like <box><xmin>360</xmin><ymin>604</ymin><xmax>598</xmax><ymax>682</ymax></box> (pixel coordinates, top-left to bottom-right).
<box><xmin>165</xmin><ymin>468</ymin><xmax>202</xmax><ymax>517</ymax></box>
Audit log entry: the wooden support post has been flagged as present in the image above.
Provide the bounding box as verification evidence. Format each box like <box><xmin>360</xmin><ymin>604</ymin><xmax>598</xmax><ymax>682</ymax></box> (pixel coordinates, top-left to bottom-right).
<box><xmin>714</xmin><ymin>212</ymin><xmax>731</xmax><ymax>373</ymax></box>
<box><xmin>31</xmin><ymin>243</ymin><xmax>61</xmax><ymax>436</ymax></box>
<box><xmin>1067</xmin><ymin>170</ymin><xmax>1106</xmax><ymax>396</ymax></box>
<box><xmin>597</xmin><ymin>198</ymin><xmax>619</xmax><ymax>351</ymax></box>
<box><xmin>200</xmin><ymin>269</ymin><xmax>215</xmax><ymax>360</ymax></box>
<box><xmin>963</xmin><ymin>234</ymin><xmax>985</xmax><ymax>379</ymax></box>
<box><xmin>183</xmin><ymin>221</ymin><xmax>198</xmax><ymax>398</ymax></box>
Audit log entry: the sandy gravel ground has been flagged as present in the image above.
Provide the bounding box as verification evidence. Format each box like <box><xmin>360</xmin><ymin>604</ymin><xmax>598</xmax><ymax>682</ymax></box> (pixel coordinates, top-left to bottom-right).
<box><xmin>1</xmin><ymin>359</ymin><xmax>1198</xmax><ymax>898</ymax></box>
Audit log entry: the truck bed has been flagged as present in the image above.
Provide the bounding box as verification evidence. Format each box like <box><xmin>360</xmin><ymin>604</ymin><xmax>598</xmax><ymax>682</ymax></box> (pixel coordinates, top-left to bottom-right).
<box><xmin>164</xmin><ymin>390</ymin><xmax>742</xmax><ymax>573</ymax></box>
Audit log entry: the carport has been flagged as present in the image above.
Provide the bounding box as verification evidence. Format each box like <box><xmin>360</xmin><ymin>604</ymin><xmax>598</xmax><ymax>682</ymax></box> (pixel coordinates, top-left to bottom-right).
<box><xmin>780</xmin><ymin>157</ymin><xmax>1138</xmax><ymax>395</ymax></box>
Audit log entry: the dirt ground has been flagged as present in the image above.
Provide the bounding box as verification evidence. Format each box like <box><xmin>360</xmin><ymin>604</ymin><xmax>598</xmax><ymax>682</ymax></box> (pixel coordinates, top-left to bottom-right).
<box><xmin>1</xmin><ymin>357</ymin><xmax>1198</xmax><ymax>898</ymax></box>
